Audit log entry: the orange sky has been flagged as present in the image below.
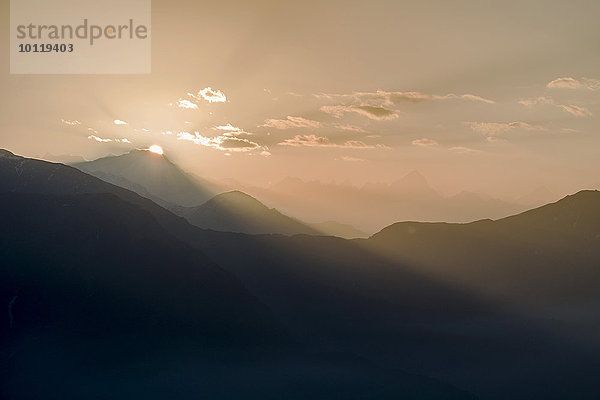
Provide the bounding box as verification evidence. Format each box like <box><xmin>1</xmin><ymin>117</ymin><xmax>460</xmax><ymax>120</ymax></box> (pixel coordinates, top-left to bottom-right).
<box><xmin>1</xmin><ymin>0</ymin><xmax>599</xmax><ymax>200</ymax></box>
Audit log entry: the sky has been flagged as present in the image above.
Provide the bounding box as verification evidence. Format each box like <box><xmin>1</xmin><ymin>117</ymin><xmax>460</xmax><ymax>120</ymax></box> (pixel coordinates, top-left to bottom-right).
<box><xmin>1</xmin><ymin>0</ymin><xmax>599</xmax><ymax>199</ymax></box>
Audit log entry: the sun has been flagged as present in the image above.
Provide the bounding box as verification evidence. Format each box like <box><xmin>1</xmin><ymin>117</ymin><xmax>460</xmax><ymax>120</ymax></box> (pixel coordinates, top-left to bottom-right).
<box><xmin>148</xmin><ymin>145</ymin><xmax>164</xmax><ymax>155</ymax></box>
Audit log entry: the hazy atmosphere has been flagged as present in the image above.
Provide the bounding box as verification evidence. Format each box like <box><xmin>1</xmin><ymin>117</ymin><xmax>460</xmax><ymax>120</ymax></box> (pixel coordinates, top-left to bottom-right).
<box><xmin>2</xmin><ymin>0</ymin><xmax>599</xmax><ymax>202</ymax></box>
<box><xmin>2</xmin><ymin>1</ymin><xmax>600</xmax><ymax>399</ymax></box>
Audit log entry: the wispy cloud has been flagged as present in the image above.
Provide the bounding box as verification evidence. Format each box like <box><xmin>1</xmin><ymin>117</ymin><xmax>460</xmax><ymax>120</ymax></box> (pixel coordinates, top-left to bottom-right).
<box><xmin>547</xmin><ymin>77</ymin><xmax>582</xmax><ymax>89</ymax></box>
<box><xmin>558</xmin><ymin>104</ymin><xmax>592</xmax><ymax>117</ymax></box>
<box><xmin>337</xmin><ymin>156</ymin><xmax>367</xmax><ymax>162</ymax></box>
<box><xmin>316</xmin><ymin>90</ymin><xmax>495</xmax><ymax>105</ymax></box>
<box><xmin>213</xmin><ymin>124</ymin><xmax>254</xmax><ymax>136</ymax></box>
<box><xmin>547</xmin><ymin>77</ymin><xmax>600</xmax><ymax>90</ymax></box>
<box><xmin>464</xmin><ymin>121</ymin><xmax>546</xmax><ymax>137</ymax></box>
<box><xmin>449</xmin><ymin>146</ymin><xmax>481</xmax><ymax>154</ymax></box>
<box><xmin>177</xmin><ymin>131</ymin><xmax>262</xmax><ymax>152</ymax></box>
<box><xmin>519</xmin><ymin>96</ymin><xmax>592</xmax><ymax>117</ymax></box>
<box><xmin>188</xmin><ymin>87</ymin><xmax>227</xmax><ymax>103</ymax></box>
<box><xmin>214</xmin><ymin>123</ymin><xmax>240</xmax><ymax>131</ymax></box>
<box><xmin>321</xmin><ymin>105</ymin><xmax>398</xmax><ymax>120</ymax></box>
<box><xmin>278</xmin><ymin>134</ymin><xmax>385</xmax><ymax>148</ymax></box>
<box><xmin>176</xmin><ymin>99</ymin><xmax>199</xmax><ymax>109</ymax></box>
<box><xmin>61</xmin><ymin>119</ymin><xmax>81</xmax><ymax>126</ymax></box>
<box><xmin>173</xmin><ymin>87</ymin><xmax>228</xmax><ymax>110</ymax></box>
<box><xmin>88</xmin><ymin>135</ymin><xmax>112</xmax><ymax>142</ymax></box>
<box><xmin>88</xmin><ymin>135</ymin><xmax>131</xmax><ymax>143</ymax></box>
<box><xmin>412</xmin><ymin>138</ymin><xmax>439</xmax><ymax>146</ymax></box>
<box><xmin>334</xmin><ymin>124</ymin><xmax>366</xmax><ymax>132</ymax></box>
<box><xmin>262</xmin><ymin>116</ymin><xmax>322</xmax><ymax>129</ymax></box>
<box><xmin>518</xmin><ymin>96</ymin><xmax>554</xmax><ymax>107</ymax></box>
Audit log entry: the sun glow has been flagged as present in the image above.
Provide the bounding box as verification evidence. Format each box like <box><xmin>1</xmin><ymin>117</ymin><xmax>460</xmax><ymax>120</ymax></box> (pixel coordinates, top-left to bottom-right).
<box><xmin>148</xmin><ymin>145</ymin><xmax>164</xmax><ymax>155</ymax></box>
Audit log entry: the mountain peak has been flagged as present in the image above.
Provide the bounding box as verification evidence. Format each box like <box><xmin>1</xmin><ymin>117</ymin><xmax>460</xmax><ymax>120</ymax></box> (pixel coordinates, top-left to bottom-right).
<box><xmin>391</xmin><ymin>170</ymin><xmax>433</xmax><ymax>193</ymax></box>
<box><xmin>401</xmin><ymin>170</ymin><xmax>428</xmax><ymax>185</ymax></box>
<box><xmin>0</xmin><ymin>149</ymin><xmax>21</xmax><ymax>160</ymax></box>
<box><xmin>72</xmin><ymin>149</ymin><xmax>217</xmax><ymax>207</ymax></box>
<box><xmin>207</xmin><ymin>190</ymin><xmax>267</xmax><ymax>209</ymax></box>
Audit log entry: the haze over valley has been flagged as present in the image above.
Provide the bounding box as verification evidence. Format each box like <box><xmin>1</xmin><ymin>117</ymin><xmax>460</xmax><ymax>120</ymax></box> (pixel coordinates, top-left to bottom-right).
<box><xmin>2</xmin><ymin>1</ymin><xmax>600</xmax><ymax>398</ymax></box>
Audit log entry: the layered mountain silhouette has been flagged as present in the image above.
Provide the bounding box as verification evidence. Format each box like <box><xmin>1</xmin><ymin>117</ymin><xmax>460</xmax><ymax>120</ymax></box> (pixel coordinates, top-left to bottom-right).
<box><xmin>0</xmin><ymin>149</ymin><xmax>477</xmax><ymax>399</ymax></box>
<box><xmin>180</xmin><ymin>190</ymin><xmax>319</xmax><ymax>235</ymax></box>
<box><xmin>73</xmin><ymin>149</ymin><xmax>224</xmax><ymax>207</ymax></box>
<box><xmin>173</xmin><ymin>190</ymin><xmax>368</xmax><ymax>238</ymax></box>
<box><xmin>73</xmin><ymin>150</ymin><xmax>367</xmax><ymax>238</ymax></box>
<box><xmin>3</xmin><ymin>149</ymin><xmax>600</xmax><ymax>399</ymax></box>
<box><xmin>237</xmin><ymin>172</ymin><xmax>527</xmax><ymax>233</ymax></box>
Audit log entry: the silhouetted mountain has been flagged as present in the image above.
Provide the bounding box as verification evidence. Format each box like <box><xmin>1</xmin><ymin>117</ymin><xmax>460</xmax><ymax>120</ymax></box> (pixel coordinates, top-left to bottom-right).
<box><xmin>0</xmin><ymin>149</ymin><xmax>195</xmax><ymax>238</ymax></box>
<box><xmin>308</xmin><ymin>220</ymin><xmax>368</xmax><ymax>239</ymax></box>
<box><xmin>238</xmin><ymin>173</ymin><xmax>526</xmax><ymax>233</ymax></box>
<box><xmin>183</xmin><ymin>190</ymin><xmax>319</xmax><ymax>235</ymax></box>
<box><xmin>369</xmin><ymin>190</ymin><xmax>600</xmax><ymax>347</ymax></box>
<box><xmin>73</xmin><ymin>149</ymin><xmax>224</xmax><ymax>207</ymax></box>
<box><xmin>41</xmin><ymin>152</ymin><xmax>88</xmax><ymax>164</ymax></box>
<box><xmin>390</xmin><ymin>170</ymin><xmax>437</xmax><ymax>196</ymax></box>
<box><xmin>74</xmin><ymin>152</ymin><xmax>362</xmax><ymax>237</ymax></box>
<box><xmin>3</xmin><ymin>150</ymin><xmax>600</xmax><ymax>399</ymax></box>
<box><xmin>1</xmin><ymin>149</ymin><xmax>477</xmax><ymax>399</ymax></box>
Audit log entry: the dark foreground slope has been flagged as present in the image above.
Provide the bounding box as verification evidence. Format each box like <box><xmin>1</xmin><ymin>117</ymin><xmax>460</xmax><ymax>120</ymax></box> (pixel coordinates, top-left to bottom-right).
<box><xmin>0</xmin><ymin>150</ymin><xmax>474</xmax><ymax>399</ymax></box>
<box><xmin>369</xmin><ymin>191</ymin><xmax>600</xmax><ymax>322</ymax></box>
<box><xmin>4</xmin><ymin>150</ymin><xmax>600</xmax><ymax>399</ymax></box>
<box><xmin>189</xmin><ymin>229</ymin><xmax>600</xmax><ymax>400</ymax></box>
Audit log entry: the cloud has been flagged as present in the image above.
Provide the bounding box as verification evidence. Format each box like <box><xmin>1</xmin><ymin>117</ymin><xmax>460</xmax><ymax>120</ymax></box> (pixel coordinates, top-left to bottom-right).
<box><xmin>213</xmin><ymin>124</ymin><xmax>254</xmax><ymax>136</ymax></box>
<box><xmin>558</xmin><ymin>104</ymin><xmax>592</xmax><ymax>117</ymax></box>
<box><xmin>320</xmin><ymin>105</ymin><xmax>398</xmax><ymax>120</ymax></box>
<box><xmin>87</xmin><ymin>135</ymin><xmax>131</xmax><ymax>143</ymax></box>
<box><xmin>547</xmin><ymin>77</ymin><xmax>582</xmax><ymax>89</ymax></box>
<box><xmin>113</xmin><ymin>120</ymin><xmax>128</xmax><ymax>125</ymax></box>
<box><xmin>177</xmin><ymin>131</ymin><xmax>262</xmax><ymax>152</ymax></box>
<box><xmin>88</xmin><ymin>135</ymin><xmax>112</xmax><ymax>142</ymax></box>
<box><xmin>262</xmin><ymin>116</ymin><xmax>322</xmax><ymax>129</ymax></box>
<box><xmin>518</xmin><ymin>96</ymin><xmax>554</xmax><ymax>107</ymax></box>
<box><xmin>464</xmin><ymin>121</ymin><xmax>546</xmax><ymax>137</ymax></box>
<box><xmin>518</xmin><ymin>96</ymin><xmax>592</xmax><ymax>117</ymax></box>
<box><xmin>278</xmin><ymin>134</ymin><xmax>384</xmax><ymax>149</ymax></box>
<box><xmin>334</xmin><ymin>124</ymin><xmax>366</xmax><ymax>132</ymax></box>
<box><xmin>449</xmin><ymin>146</ymin><xmax>481</xmax><ymax>154</ymax></box>
<box><xmin>412</xmin><ymin>138</ymin><xmax>439</xmax><ymax>146</ymax></box>
<box><xmin>188</xmin><ymin>87</ymin><xmax>227</xmax><ymax>103</ymax></box>
<box><xmin>176</xmin><ymin>99</ymin><xmax>199</xmax><ymax>109</ymax></box>
<box><xmin>61</xmin><ymin>119</ymin><xmax>81</xmax><ymax>126</ymax></box>
<box><xmin>337</xmin><ymin>156</ymin><xmax>366</xmax><ymax>162</ymax></box>
<box><xmin>214</xmin><ymin>123</ymin><xmax>239</xmax><ymax>131</ymax></box>
<box><xmin>384</xmin><ymin>91</ymin><xmax>495</xmax><ymax>105</ymax></box>
<box><xmin>174</xmin><ymin>87</ymin><xmax>228</xmax><ymax>110</ymax></box>
<box><xmin>547</xmin><ymin>77</ymin><xmax>600</xmax><ymax>90</ymax></box>
<box><xmin>316</xmin><ymin>90</ymin><xmax>495</xmax><ymax>105</ymax></box>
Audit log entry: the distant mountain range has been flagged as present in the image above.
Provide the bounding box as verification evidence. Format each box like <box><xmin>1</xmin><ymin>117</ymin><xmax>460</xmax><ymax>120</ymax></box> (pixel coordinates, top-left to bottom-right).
<box><xmin>71</xmin><ymin>150</ymin><xmax>561</xmax><ymax>235</ymax></box>
<box><xmin>0</xmin><ymin>149</ymin><xmax>475</xmax><ymax>399</ymax></box>
<box><xmin>3</xmin><ymin>148</ymin><xmax>600</xmax><ymax>399</ymax></box>
<box><xmin>235</xmin><ymin>172</ymin><xmax>535</xmax><ymax>233</ymax></box>
<box><xmin>73</xmin><ymin>150</ymin><xmax>367</xmax><ymax>238</ymax></box>
<box><xmin>73</xmin><ymin>149</ymin><xmax>224</xmax><ymax>207</ymax></box>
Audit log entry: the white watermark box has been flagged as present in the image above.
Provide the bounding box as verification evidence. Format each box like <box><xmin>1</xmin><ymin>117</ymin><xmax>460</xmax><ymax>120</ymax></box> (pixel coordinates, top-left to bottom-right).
<box><xmin>10</xmin><ymin>0</ymin><xmax>151</xmax><ymax>74</ymax></box>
